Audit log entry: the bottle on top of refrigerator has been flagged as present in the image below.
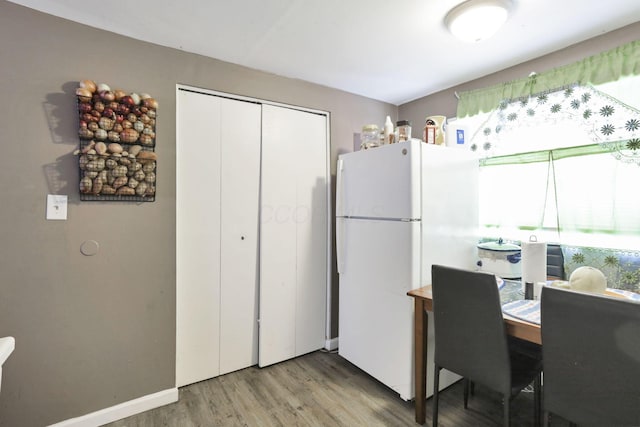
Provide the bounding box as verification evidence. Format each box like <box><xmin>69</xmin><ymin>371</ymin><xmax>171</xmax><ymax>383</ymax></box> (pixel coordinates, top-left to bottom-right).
<box><xmin>384</xmin><ymin>116</ymin><xmax>394</xmax><ymax>145</ymax></box>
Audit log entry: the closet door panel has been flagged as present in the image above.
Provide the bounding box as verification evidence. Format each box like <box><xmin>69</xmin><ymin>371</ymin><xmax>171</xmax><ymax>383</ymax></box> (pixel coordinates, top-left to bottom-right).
<box><xmin>294</xmin><ymin>112</ymin><xmax>328</xmax><ymax>355</ymax></box>
<box><xmin>259</xmin><ymin>105</ymin><xmax>298</xmax><ymax>367</ymax></box>
<box><xmin>259</xmin><ymin>105</ymin><xmax>328</xmax><ymax>367</ymax></box>
<box><xmin>176</xmin><ymin>89</ymin><xmax>222</xmax><ymax>387</ymax></box>
<box><xmin>219</xmin><ymin>98</ymin><xmax>261</xmax><ymax>374</ymax></box>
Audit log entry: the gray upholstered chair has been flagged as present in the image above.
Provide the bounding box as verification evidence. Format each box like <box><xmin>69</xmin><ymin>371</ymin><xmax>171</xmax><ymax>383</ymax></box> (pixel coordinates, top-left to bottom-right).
<box><xmin>431</xmin><ymin>264</ymin><xmax>542</xmax><ymax>427</ymax></box>
<box><xmin>541</xmin><ymin>286</ymin><xmax>640</xmax><ymax>426</ymax></box>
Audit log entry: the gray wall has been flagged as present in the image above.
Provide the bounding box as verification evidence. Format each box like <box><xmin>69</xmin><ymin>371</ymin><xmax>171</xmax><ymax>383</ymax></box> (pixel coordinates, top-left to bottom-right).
<box><xmin>0</xmin><ymin>2</ymin><xmax>396</xmax><ymax>425</ymax></box>
<box><xmin>1</xmin><ymin>1</ymin><xmax>637</xmax><ymax>425</ymax></box>
<box><xmin>399</xmin><ymin>21</ymin><xmax>640</xmax><ymax>137</ymax></box>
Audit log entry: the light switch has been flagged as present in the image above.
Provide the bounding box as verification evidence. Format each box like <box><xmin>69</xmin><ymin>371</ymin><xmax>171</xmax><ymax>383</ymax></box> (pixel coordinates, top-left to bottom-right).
<box><xmin>46</xmin><ymin>194</ymin><xmax>68</xmax><ymax>220</ymax></box>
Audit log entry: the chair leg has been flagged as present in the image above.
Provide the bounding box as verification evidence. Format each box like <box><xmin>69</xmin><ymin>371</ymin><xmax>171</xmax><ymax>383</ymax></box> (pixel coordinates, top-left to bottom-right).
<box><xmin>534</xmin><ymin>375</ymin><xmax>542</xmax><ymax>427</ymax></box>
<box><xmin>432</xmin><ymin>365</ymin><xmax>441</xmax><ymax>427</ymax></box>
<box><xmin>503</xmin><ymin>395</ymin><xmax>511</xmax><ymax>427</ymax></box>
<box><xmin>463</xmin><ymin>378</ymin><xmax>470</xmax><ymax>409</ymax></box>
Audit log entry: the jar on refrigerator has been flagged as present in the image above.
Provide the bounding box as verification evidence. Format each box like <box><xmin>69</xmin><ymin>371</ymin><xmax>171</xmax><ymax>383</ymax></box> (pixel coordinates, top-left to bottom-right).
<box><xmin>396</xmin><ymin>120</ymin><xmax>411</xmax><ymax>142</ymax></box>
<box><xmin>360</xmin><ymin>124</ymin><xmax>380</xmax><ymax>150</ymax></box>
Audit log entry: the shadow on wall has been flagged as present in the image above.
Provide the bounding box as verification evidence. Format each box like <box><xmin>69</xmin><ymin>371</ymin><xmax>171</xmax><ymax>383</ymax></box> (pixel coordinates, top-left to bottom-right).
<box><xmin>41</xmin><ymin>81</ymin><xmax>84</xmax><ymax>204</ymax></box>
<box><xmin>43</xmin><ymin>152</ymin><xmax>78</xmax><ymax>202</ymax></box>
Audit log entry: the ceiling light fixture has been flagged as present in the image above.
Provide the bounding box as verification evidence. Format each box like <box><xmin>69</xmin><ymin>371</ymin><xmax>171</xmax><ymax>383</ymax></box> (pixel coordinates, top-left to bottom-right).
<box><xmin>445</xmin><ymin>0</ymin><xmax>512</xmax><ymax>43</ymax></box>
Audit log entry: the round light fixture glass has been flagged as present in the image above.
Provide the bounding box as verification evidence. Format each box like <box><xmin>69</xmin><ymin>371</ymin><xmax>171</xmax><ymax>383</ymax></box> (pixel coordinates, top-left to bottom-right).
<box><xmin>445</xmin><ymin>0</ymin><xmax>512</xmax><ymax>43</ymax></box>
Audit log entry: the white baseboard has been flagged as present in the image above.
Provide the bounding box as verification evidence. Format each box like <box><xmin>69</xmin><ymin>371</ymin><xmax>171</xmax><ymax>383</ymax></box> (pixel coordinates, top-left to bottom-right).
<box><xmin>325</xmin><ymin>337</ymin><xmax>338</xmax><ymax>351</ymax></box>
<box><xmin>48</xmin><ymin>387</ymin><xmax>178</xmax><ymax>427</ymax></box>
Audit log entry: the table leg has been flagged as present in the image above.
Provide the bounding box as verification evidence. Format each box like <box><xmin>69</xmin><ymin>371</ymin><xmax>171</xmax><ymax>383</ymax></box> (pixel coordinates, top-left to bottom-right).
<box><xmin>414</xmin><ymin>298</ymin><xmax>427</xmax><ymax>424</ymax></box>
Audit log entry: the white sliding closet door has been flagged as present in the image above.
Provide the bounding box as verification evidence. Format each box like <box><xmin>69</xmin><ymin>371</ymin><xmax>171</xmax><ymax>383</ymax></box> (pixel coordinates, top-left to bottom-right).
<box><xmin>176</xmin><ymin>90</ymin><xmax>222</xmax><ymax>387</ymax></box>
<box><xmin>259</xmin><ymin>104</ymin><xmax>328</xmax><ymax>367</ymax></box>
<box><xmin>219</xmin><ymin>97</ymin><xmax>261</xmax><ymax>375</ymax></box>
<box><xmin>176</xmin><ymin>89</ymin><xmax>261</xmax><ymax>387</ymax></box>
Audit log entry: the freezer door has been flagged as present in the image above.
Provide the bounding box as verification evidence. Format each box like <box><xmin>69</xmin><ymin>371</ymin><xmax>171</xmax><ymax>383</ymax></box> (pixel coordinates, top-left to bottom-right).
<box><xmin>338</xmin><ymin>217</ymin><xmax>421</xmax><ymax>399</ymax></box>
<box><xmin>336</xmin><ymin>141</ymin><xmax>421</xmax><ymax>220</ymax></box>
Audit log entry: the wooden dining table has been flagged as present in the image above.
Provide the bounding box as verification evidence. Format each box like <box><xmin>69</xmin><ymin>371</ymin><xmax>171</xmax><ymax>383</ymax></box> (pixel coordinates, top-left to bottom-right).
<box><xmin>407</xmin><ymin>284</ymin><xmax>541</xmax><ymax>425</ymax></box>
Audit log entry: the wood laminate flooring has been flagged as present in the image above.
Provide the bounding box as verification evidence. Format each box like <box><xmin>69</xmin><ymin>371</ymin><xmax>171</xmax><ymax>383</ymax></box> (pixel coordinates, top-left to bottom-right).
<box><xmin>105</xmin><ymin>350</ymin><xmax>572</xmax><ymax>427</ymax></box>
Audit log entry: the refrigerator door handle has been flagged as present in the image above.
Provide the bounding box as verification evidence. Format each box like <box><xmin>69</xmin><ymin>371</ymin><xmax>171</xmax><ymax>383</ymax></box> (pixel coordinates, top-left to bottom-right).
<box><xmin>336</xmin><ymin>158</ymin><xmax>345</xmax><ymax>274</ymax></box>
<box><xmin>336</xmin><ymin>218</ymin><xmax>345</xmax><ymax>274</ymax></box>
<box><xmin>336</xmin><ymin>158</ymin><xmax>344</xmax><ymax>218</ymax></box>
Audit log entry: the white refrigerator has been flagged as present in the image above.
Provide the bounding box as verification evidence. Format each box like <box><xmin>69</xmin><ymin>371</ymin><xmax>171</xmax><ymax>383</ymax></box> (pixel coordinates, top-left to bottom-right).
<box><xmin>336</xmin><ymin>140</ymin><xmax>479</xmax><ymax>400</ymax></box>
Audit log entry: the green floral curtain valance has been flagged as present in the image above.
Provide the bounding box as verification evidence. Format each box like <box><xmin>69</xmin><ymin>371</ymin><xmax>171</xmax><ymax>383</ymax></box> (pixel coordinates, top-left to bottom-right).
<box><xmin>471</xmin><ymin>84</ymin><xmax>640</xmax><ymax>164</ymax></box>
<box><xmin>479</xmin><ymin>141</ymin><xmax>628</xmax><ymax>167</ymax></box>
<box><xmin>457</xmin><ymin>40</ymin><xmax>640</xmax><ymax>118</ymax></box>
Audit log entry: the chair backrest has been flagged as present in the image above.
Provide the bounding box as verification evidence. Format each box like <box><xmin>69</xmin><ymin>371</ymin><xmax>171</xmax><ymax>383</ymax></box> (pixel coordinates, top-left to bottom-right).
<box><xmin>541</xmin><ymin>286</ymin><xmax>640</xmax><ymax>426</ymax></box>
<box><xmin>431</xmin><ymin>264</ymin><xmax>511</xmax><ymax>395</ymax></box>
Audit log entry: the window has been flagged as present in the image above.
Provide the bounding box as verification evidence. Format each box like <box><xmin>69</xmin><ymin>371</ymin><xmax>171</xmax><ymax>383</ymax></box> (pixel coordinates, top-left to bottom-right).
<box><xmin>458</xmin><ymin>74</ymin><xmax>640</xmax><ymax>250</ymax></box>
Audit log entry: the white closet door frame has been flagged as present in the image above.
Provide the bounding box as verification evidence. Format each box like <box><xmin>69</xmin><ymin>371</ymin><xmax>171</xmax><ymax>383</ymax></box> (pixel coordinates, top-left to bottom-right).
<box><xmin>176</xmin><ymin>84</ymin><xmax>332</xmax><ymax>376</ymax></box>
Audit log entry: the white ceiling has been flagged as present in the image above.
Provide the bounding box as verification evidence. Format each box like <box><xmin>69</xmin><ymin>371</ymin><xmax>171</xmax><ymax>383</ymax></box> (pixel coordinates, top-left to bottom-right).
<box><xmin>8</xmin><ymin>0</ymin><xmax>640</xmax><ymax>105</ymax></box>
